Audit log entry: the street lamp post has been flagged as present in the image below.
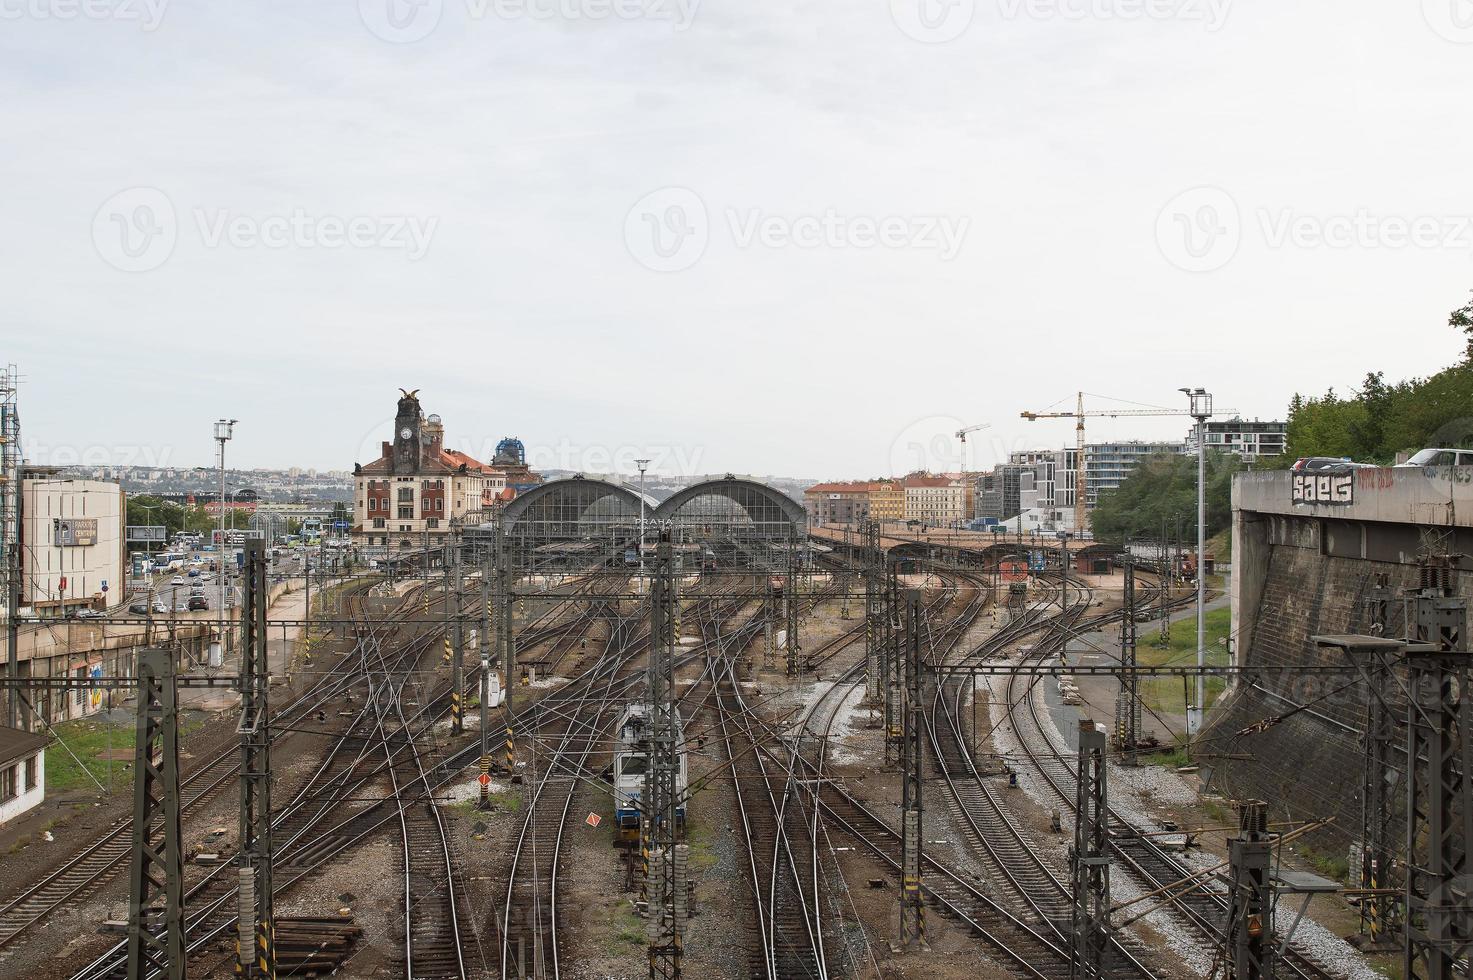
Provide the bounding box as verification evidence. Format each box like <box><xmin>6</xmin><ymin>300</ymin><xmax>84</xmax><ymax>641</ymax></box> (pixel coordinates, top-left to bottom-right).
<box><xmin>635</xmin><ymin>458</ymin><xmax>650</xmax><ymax>574</ymax></box>
<box><xmin>212</xmin><ymin>419</ymin><xmax>236</xmax><ymax>669</ymax></box>
<box><xmin>1179</xmin><ymin>388</ymin><xmax>1212</xmax><ymax>737</ymax></box>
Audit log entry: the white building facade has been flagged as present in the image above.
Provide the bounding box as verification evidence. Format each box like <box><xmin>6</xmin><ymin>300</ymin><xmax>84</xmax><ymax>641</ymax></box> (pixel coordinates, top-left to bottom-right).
<box><xmin>20</xmin><ymin>474</ymin><xmax>125</xmax><ymax>615</ymax></box>
<box><xmin>1185</xmin><ymin>419</ymin><xmax>1287</xmax><ymax>464</ymax></box>
<box><xmin>0</xmin><ymin>728</ymin><xmax>46</xmax><ymax>825</ymax></box>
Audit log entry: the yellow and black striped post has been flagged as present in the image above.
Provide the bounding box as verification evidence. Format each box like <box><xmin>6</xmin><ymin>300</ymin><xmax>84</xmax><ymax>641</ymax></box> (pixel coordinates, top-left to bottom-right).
<box><xmin>504</xmin><ymin>722</ymin><xmax>515</xmax><ymax>772</ymax></box>
<box><xmin>259</xmin><ymin>917</ymin><xmax>276</xmax><ymax>980</ymax></box>
<box><xmin>639</xmin><ymin>826</ymin><xmax>650</xmax><ymax>904</ymax></box>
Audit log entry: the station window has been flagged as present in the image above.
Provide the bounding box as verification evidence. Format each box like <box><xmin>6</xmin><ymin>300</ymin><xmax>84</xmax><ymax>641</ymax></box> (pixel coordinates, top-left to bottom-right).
<box><xmin>1</xmin><ymin>766</ymin><xmax>14</xmax><ymax>801</ymax></box>
<box><xmin>24</xmin><ymin>756</ymin><xmax>36</xmax><ymax>791</ymax></box>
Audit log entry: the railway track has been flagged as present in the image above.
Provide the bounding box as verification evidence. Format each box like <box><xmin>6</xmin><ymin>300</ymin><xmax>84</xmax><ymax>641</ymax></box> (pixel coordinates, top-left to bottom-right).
<box><xmin>0</xmin><ymin>574</ymin><xmax>410</xmax><ymax>952</ymax></box>
<box><xmin>494</xmin><ymin>572</ymin><xmax>761</xmax><ymax>980</ymax></box>
<box><xmin>0</xmin><ymin>566</ymin><xmax>608</xmax><ymax>965</ymax></box>
<box><xmin>994</xmin><ymin>575</ymin><xmax>1341</xmax><ymax>980</ymax></box>
<box><xmin>713</xmin><ymin>662</ymin><xmax>830</xmax><ymax>980</ymax></box>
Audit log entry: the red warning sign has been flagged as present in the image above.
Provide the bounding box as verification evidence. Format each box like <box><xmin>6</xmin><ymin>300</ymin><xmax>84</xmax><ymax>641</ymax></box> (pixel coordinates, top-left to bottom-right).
<box><xmin>585</xmin><ymin>812</ymin><xmax>601</xmax><ymax>828</ymax></box>
<box><xmin>478</xmin><ymin>773</ymin><xmax>491</xmax><ymax>787</ymax></box>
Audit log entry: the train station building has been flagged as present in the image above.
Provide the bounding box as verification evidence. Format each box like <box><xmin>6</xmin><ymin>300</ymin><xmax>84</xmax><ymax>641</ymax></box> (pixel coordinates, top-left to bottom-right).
<box><xmin>351</xmin><ymin>389</ymin><xmax>541</xmax><ymax>555</ymax></box>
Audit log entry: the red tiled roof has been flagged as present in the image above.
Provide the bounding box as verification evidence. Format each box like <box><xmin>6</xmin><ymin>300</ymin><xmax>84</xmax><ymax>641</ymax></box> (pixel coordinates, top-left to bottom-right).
<box><xmin>804</xmin><ymin>481</ymin><xmax>873</xmax><ymax>494</ymax></box>
<box><xmin>359</xmin><ymin>446</ymin><xmax>501</xmax><ymax>477</ymax></box>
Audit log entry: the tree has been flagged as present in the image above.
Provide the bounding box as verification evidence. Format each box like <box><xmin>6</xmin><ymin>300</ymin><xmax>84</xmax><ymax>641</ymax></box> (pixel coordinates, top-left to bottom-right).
<box><xmin>126</xmin><ymin>495</ymin><xmax>191</xmax><ymax>538</ymax></box>
<box><xmin>1090</xmin><ymin>451</ymin><xmax>1241</xmax><ymax>545</ymax></box>
<box><xmin>1450</xmin><ymin>289</ymin><xmax>1473</xmax><ymax>362</ymax></box>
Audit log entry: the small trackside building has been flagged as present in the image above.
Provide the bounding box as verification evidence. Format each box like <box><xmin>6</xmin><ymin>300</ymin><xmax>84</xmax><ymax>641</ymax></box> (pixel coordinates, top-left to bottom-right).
<box><xmin>0</xmin><ymin>726</ymin><xmax>47</xmax><ymax>825</ymax></box>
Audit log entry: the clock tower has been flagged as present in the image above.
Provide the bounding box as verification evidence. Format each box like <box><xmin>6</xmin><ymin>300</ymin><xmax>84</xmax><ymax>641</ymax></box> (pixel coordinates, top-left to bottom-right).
<box><xmin>392</xmin><ymin>388</ymin><xmax>424</xmax><ymax>474</ymax></box>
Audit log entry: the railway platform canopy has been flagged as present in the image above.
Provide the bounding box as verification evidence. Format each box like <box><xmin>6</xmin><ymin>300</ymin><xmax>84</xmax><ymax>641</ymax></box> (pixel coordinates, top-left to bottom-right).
<box><xmin>494</xmin><ymin>475</ymin><xmax>807</xmax><ymax>568</ymax></box>
<box><xmin>809</xmin><ymin>522</ymin><xmax>1121</xmax><ymax>571</ymax></box>
<box><xmin>498</xmin><ymin>476</ymin><xmax>654</xmax><ymax>551</ymax></box>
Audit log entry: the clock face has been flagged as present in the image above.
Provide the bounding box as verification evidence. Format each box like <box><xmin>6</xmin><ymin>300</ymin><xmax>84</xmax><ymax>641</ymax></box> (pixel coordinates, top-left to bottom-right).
<box><xmin>399</xmin><ymin>427</ymin><xmax>413</xmax><ymax>440</ymax></box>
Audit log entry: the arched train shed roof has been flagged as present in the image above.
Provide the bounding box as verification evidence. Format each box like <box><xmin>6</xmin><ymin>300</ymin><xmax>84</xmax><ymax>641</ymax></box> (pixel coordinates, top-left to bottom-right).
<box><xmin>654</xmin><ymin>477</ymin><xmax>807</xmax><ymax>529</ymax></box>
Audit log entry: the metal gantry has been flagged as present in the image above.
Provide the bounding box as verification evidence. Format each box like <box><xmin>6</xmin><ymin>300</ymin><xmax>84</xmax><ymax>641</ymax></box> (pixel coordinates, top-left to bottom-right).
<box><xmin>479</xmin><ymin>541</ymin><xmax>494</xmax><ymax>808</ymax></box>
<box><xmin>1</xmin><ymin>366</ymin><xmax>18</xmax><ymax>731</ymax></box>
<box><xmin>645</xmin><ymin>531</ymin><xmax>686</xmax><ymax>978</ymax></box>
<box><xmin>450</xmin><ymin>536</ymin><xmax>465</xmax><ymax>735</ymax></box>
<box><xmin>1357</xmin><ymin>576</ymin><xmax>1403</xmax><ymax>945</ymax></box>
<box><xmin>1224</xmin><ymin>800</ymin><xmax>1276</xmax><ymax>980</ymax></box>
<box><xmin>899</xmin><ymin>588</ymin><xmax>926</xmax><ymax>949</ymax></box>
<box><xmin>1403</xmin><ymin>558</ymin><xmax>1471</xmax><ymax>980</ymax></box>
<box><xmin>864</xmin><ymin>522</ymin><xmax>885</xmax><ymax>718</ymax></box>
<box><xmin>1113</xmin><ymin>559</ymin><xmax>1141</xmax><ymax>765</ymax></box>
<box><xmin>126</xmin><ymin>647</ymin><xmax>185</xmax><ymax>980</ymax></box>
<box><xmin>499</xmin><ymin>525</ymin><xmax>517</xmax><ymax>774</ymax></box>
<box><xmin>1070</xmin><ymin>719</ymin><xmax>1111</xmax><ymax>980</ymax></box>
<box><xmin>885</xmin><ymin>561</ymin><xmax>902</xmax><ymax>763</ymax></box>
<box><xmin>235</xmin><ymin>540</ymin><xmax>275</xmax><ymax>979</ymax></box>
<box><xmin>784</xmin><ymin>540</ymin><xmax>801</xmax><ymax>676</ymax></box>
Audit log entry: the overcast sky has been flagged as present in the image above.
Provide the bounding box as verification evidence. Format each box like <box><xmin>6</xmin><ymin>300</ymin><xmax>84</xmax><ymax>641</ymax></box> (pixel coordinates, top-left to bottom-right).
<box><xmin>3</xmin><ymin>0</ymin><xmax>1469</xmax><ymax>480</ymax></box>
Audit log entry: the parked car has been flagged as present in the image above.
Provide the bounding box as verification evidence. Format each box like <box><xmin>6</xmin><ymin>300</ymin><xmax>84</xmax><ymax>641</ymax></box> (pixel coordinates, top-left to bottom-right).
<box><xmin>1396</xmin><ymin>447</ymin><xmax>1473</xmax><ymax>467</ymax></box>
<box><xmin>128</xmin><ymin>601</ymin><xmax>150</xmax><ymax>615</ymax></box>
<box><xmin>1291</xmin><ymin>456</ymin><xmax>1373</xmax><ymax>472</ymax></box>
<box><xmin>187</xmin><ymin>596</ymin><xmax>209</xmax><ymax>611</ymax></box>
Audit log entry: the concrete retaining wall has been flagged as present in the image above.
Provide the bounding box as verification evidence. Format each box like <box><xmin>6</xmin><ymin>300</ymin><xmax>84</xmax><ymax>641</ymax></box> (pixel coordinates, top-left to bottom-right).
<box><xmin>1208</xmin><ymin>468</ymin><xmax>1473</xmax><ymax>851</ymax></box>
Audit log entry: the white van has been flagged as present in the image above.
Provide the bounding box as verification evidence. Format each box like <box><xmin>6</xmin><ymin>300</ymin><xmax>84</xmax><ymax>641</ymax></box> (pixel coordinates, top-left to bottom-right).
<box><xmin>1397</xmin><ymin>448</ymin><xmax>1473</xmax><ymax>467</ymax></box>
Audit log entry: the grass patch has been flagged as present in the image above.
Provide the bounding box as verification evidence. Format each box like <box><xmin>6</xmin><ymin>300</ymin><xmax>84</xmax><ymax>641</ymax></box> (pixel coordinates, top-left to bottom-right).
<box><xmin>685</xmin><ymin>820</ymin><xmax>719</xmax><ymax>873</ymax></box>
<box><xmin>606</xmin><ymin>901</ymin><xmax>645</xmax><ymax>952</ymax></box>
<box><xmin>44</xmin><ymin>715</ymin><xmax>202</xmax><ymax>795</ymax></box>
<box><xmin>1298</xmin><ymin>844</ymin><xmax>1351</xmax><ymax>882</ymax></box>
<box><xmin>1139</xmin><ymin>606</ymin><xmax>1231</xmax><ymax>714</ymax></box>
<box><xmin>1141</xmin><ymin>745</ymin><xmax>1192</xmax><ymax>769</ymax></box>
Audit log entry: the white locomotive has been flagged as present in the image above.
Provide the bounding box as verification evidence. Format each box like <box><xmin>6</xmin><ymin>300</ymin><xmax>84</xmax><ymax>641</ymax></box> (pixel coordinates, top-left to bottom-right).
<box><xmin>612</xmin><ymin>701</ymin><xmax>688</xmax><ymax>838</ymax></box>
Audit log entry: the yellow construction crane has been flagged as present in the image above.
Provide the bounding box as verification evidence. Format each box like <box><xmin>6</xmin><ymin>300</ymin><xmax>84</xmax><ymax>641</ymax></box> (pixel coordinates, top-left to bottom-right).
<box><xmin>1020</xmin><ymin>393</ymin><xmax>1233</xmax><ymax>535</ymax></box>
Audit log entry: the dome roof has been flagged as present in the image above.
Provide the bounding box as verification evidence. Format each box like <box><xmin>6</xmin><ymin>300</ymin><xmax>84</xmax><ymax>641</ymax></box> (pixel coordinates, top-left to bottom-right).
<box><xmin>494</xmin><ymin>437</ymin><xmax>526</xmax><ymax>465</ymax></box>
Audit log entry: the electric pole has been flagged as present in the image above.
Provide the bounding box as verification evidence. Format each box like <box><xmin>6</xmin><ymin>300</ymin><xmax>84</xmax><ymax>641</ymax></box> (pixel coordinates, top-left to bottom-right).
<box><xmin>235</xmin><ymin>539</ymin><xmax>275</xmax><ymax>979</ymax></box>
<box><xmin>1070</xmin><ymin>719</ymin><xmax>1111</xmax><ymax>980</ymax></box>
<box><xmin>1403</xmin><ymin>555</ymin><xmax>1471</xmax><ymax>980</ymax></box>
<box><xmin>645</xmin><ymin>531</ymin><xmax>685</xmax><ymax>978</ymax></box>
<box><xmin>125</xmin><ymin>647</ymin><xmax>185</xmax><ymax>980</ymax></box>
<box><xmin>899</xmin><ymin>588</ymin><xmax>926</xmax><ymax>949</ymax></box>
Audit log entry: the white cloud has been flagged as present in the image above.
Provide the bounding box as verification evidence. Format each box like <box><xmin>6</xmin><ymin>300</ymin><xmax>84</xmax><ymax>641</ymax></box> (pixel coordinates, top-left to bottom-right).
<box><xmin>1</xmin><ymin>0</ymin><xmax>1468</xmax><ymax>475</ymax></box>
